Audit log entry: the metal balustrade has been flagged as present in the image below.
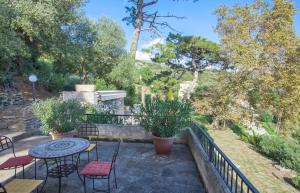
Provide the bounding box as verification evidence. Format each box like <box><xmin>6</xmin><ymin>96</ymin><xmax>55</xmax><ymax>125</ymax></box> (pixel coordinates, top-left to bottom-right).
<box><xmin>85</xmin><ymin>113</ymin><xmax>260</xmax><ymax>193</ymax></box>
<box><xmin>190</xmin><ymin>121</ymin><xmax>260</xmax><ymax>193</ymax></box>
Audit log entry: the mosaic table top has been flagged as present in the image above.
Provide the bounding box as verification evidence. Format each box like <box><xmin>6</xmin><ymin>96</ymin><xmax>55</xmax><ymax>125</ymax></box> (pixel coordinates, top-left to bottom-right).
<box><xmin>29</xmin><ymin>138</ymin><xmax>90</xmax><ymax>159</ymax></box>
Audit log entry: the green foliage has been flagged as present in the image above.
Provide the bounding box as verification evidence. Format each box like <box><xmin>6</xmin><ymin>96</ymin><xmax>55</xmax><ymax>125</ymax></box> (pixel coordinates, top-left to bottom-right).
<box><xmin>215</xmin><ymin>0</ymin><xmax>300</xmax><ymax>131</ymax></box>
<box><xmin>0</xmin><ymin>0</ymin><xmax>127</xmax><ymax>91</ymax></box>
<box><xmin>32</xmin><ymin>98</ymin><xmax>85</xmax><ymax>134</ymax></box>
<box><xmin>150</xmin><ymin>33</ymin><xmax>222</xmax><ymax>70</ymax></box>
<box><xmin>256</xmin><ymin>136</ymin><xmax>300</xmax><ymax>173</ymax></box>
<box><xmin>63</xmin><ymin>75</ymin><xmax>82</xmax><ymax>91</ymax></box>
<box><xmin>84</xmin><ymin>105</ymin><xmax>122</xmax><ymax>124</ymax></box>
<box><xmin>138</xmin><ymin>99</ymin><xmax>192</xmax><ymax>137</ymax></box>
<box><xmin>92</xmin><ymin>78</ymin><xmax>116</xmax><ymax>91</ymax></box>
<box><xmin>291</xmin><ymin>175</ymin><xmax>300</xmax><ymax>189</ymax></box>
<box><xmin>292</xmin><ymin>130</ymin><xmax>300</xmax><ymax>144</ymax></box>
<box><xmin>191</xmin><ymin>112</ymin><xmax>212</xmax><ymax>129</ymax></box>
<box><xmin>124</xmin><ymin>86</ymin><xmax>140</xmax><ymax>106</ymax></box>
<box><xmin>109</xmin><ymin>56</ymin><xmax>136</xmax><ymax>89</ymax></box>
<box><xmin>261</xmin><ymin>121</ymin><xmax>276</xmax><ymax>135</ymax></box>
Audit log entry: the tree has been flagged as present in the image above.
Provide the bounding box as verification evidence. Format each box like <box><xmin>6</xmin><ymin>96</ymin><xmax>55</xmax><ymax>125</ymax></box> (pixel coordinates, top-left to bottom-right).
<box><xmin>215</xmin><ymin>0</ymin><xmax>300</xmax><ymax>131</ymax></box>
<box><xmin>149</xmin><ymin>33</ymin><xmax>222</xmax><ymax>89</ymax></box>
<box><xmin>0</xmin><ymin>0</ymin><xmax>29</xmax><ymax>80</ymax></box>
<box><xmin>10</xmin><ymin>0</ymin><xmax>85</xmax><ymax>65</ymax></box>
<box><xmin>123</xmin><ymin>0</ymin><xmax>186</xmax><ymax>57</ymax></box>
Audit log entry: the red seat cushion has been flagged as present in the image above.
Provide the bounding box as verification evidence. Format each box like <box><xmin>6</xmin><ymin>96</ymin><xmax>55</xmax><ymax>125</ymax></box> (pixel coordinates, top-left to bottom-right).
<box><xmin>0</xmin><ymin>155</ymin><xmax>33</xmax><ymax>170</ymax></box>
<box><xmin>80</xmin><ymin>161</ymin><xmax>112</xmax><ymax>176</ymax></box>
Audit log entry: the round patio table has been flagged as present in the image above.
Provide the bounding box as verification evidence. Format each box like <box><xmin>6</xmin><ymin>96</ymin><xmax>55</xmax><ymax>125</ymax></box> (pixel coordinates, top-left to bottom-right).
<box><xmin>29</xmin><ymin>138</ymin><xmax>90</xmax><ymax>193</ymax></box>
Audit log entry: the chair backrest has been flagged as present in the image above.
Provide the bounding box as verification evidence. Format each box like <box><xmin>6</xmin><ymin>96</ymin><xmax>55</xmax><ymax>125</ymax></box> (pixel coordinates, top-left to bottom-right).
<box><xmin>0</xmin><ymin>136</ymin><xmax>15</xmax><ymax>156</ymax></box>
<box><xmin>77</xmin><ymin>123</ymin><xmax>99</xmax><ymax>140</ymax></box>
<box><xmin>111</xmin><ymin>140</ymin><xmax>121</xmax><ymax>164</ymax></box>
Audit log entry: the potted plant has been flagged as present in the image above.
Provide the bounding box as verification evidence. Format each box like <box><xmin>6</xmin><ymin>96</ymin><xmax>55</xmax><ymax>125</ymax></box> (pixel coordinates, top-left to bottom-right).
<box><xmin>33</xmin><ymin>98</ymin><xmax>85</xmax><ymax>140</ymax></box>
<box><xmin>138</xmin><ymin>99</ymin><xmax>192</xmax><ymax>154</ymax></box>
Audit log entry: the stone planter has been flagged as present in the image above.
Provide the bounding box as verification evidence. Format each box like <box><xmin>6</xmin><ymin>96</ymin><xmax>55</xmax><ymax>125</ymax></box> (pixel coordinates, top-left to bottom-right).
<box><xmin>50</xmin><ymin>130</ymin><xmax>76</xmax><ymax>140</ymax></box>
<box><xmin>153</xmin><ymin>135</ymin><xmax>174</xmax><ymax>154</ymax></box>
<box><xmin>75</xmin><ymin>84</ymin><xmax>96</xmax><ymax>92</ymax></box>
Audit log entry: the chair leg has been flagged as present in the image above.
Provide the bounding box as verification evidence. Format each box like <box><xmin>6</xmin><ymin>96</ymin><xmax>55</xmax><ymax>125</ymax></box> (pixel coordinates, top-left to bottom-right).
<box><xmin>88</xmin><ymin>151</ymin><xmax>90</xmax><ymax>162</ymax></box>
<box><xmin>92</xmin><ymin>177</ymin><xmax>95</xmax><ymax>190</ymax></box>
<box><xmin>58</xmin><ymin>176</ymin><xmax>61</xmax><ymax>193</ymax></box>
<box><xmin>14</xmin><ymin>166</ymin><xmax>17</xmax><ymax>178</ymax></box>
<box><xmin>114</xmin><ymin>167</ymin><xmax>117</xmax><ymax>189</ymax></box>
<box><xmin>96</xmin><ymin>142</ymin><xmax>99</xmax><ymax>161</ymax></box>
<box><xmin>22</xmin><ymin>165</ymin><xmax>25</xmax><ymax>178</ymax></box>
<box><xmin>35</xmin><ymin>158</ymin><xmax>37</xmax><ymax>179</ymax></box>
<box><xmin>83</xmin><ymin>176</ymin><xmax>86</xmax><ymax>193</ymax></box>
<box><xmin>108</xmin><ymin>176</ymin><xmax>110</xmax><ymax>193</ymax></box>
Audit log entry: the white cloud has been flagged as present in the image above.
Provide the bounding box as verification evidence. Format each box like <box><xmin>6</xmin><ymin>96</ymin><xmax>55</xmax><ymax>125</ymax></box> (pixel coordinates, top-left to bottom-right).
<box><xmin>141</xmin><ymin>38</ymin><xmax>164</xmax><ymax>49</ymax></box>
<box><xmin>135</xmin><ymin>51</ymin><xmax>152</xmax><ymax>62</ymax></box>
<box><xmin>135</xmin><ymin>38</ymin><xmax>165</xmax><ymax>62</ymax></box>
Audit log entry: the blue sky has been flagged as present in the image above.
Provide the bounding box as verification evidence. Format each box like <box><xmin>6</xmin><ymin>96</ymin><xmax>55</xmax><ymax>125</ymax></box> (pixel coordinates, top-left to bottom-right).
<box><xmin>84</xmin><ymin>0</ymin><xmax>300</xmax><ymax>52</ymax></box>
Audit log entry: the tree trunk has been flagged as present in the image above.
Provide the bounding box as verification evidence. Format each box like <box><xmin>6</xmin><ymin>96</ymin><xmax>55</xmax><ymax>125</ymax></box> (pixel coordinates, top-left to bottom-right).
<box><xmin>129</xmin><ymin>0</ymin><xmax>143</xmax><ymax>58</ymax></box>
<box><xmin>191</xmin><ymin>54</ymin><xmax>198</xmax><ymax>89</ymax></box>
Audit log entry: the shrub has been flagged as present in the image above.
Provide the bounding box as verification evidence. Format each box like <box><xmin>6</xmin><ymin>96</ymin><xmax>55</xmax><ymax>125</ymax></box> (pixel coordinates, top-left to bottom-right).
<box><xmin>259</xmin><ymin>111</ymin><xmax>273</xmax><ymax>123</ymax></box>
<box><xmin>124</xmin><ymin>86</ymin><xmax>139</xmax><ymax>106</ymax></box>
<box><xmin>32</xmin><ymin>98</ymin><xmax>85</xmax><ymax>134</ymax></box>
<box><xmin>291</xmin><ymin>175</ymin><xmax>300</xmax><ymax>189</ymax></box>
<box><xmin>292</xmin><ymin>130</ymin><xmax>300</xmax><ymax>144</ymax></box>
<box><xmin>84</xmin><ymin>104</ymin><xmax>120</xmax><ymax>124</ymax></box>
<box><xmin>138</xmin><ymin>99</ymin><xmax>192</xmax><ymax>137</ymax></box>
<box><xmin>63</xmin><ymin>75</ymin><xmax>81</xmax><ymax>91</ymax></box>
<box><xmin>244</xmin><ymin>132</ymin><xmax>263</xmax><ymax>147</ymax></box>
<box><xmin>257</xmin><ymin>135</ymin><xmax>300</xmax><ymax>173</ymax></box>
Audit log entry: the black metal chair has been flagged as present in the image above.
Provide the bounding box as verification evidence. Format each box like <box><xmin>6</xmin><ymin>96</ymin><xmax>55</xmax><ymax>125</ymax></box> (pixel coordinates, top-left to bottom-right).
<box><xmin>80</xmin><ymin>140</ymin><xmax>121</xmax><ymax>193</ymax></box>
<box><xmin>0</xmin><ymin>135</ymin><xmax>36</xmax><ymax>178</ymax></box>
<box><xmin>77</xmin><ymin>123</ymin><xmax>99</xmax><ymax>162</ymax></box>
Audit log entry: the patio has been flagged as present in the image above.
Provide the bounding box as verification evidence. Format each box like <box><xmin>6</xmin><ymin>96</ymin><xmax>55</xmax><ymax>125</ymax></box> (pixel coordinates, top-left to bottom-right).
<box><xmin>0</xmin><ymin>136</ymin><xmax>205</xmax><ymax>193</ymax></box>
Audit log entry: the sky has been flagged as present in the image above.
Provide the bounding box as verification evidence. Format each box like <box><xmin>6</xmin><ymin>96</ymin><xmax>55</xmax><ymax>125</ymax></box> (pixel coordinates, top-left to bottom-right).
<box><xmin>84</xmin><ymin>0</ymin><xmax>300</xmax><ymax>60</ymax></box>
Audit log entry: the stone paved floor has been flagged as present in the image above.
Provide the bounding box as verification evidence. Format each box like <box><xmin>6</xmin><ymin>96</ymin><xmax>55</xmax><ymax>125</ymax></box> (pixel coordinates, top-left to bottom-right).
<box><xmin>0</xmin><ymin>136</ymin><xmax>205</xmax><ymax>193</ymax></box>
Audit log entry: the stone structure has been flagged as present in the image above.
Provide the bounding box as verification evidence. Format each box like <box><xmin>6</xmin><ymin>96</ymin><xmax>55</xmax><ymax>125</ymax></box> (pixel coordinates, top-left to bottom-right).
<box><xmin>62</xmin><ymin>87</ymin><xmax>127</xmax><ymax>114</ymax></box>
<box><xmin>0</xmin><ymin>92</ymin><xmax>24</xmax><ymax>108</ymax></box>
<box><xmin>178</xmin><ymin>81</ymin><xmax>195</xmax><ymax>100</ymax></box>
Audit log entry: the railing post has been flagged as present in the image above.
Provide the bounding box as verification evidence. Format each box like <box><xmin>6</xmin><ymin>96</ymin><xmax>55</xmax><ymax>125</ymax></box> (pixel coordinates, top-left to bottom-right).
<box><xmin>208</xmin><ymin>140</ymin><xmax>214</xmax><ymax>162</ymax></box>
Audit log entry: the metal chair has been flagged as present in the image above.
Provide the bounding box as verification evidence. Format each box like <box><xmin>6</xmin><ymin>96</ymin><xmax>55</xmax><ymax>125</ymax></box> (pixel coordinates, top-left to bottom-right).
<box><xmin>0</xmin><ymin>179</ymin><xmax>43</xmax><ymax>193</ymax></box>
<box><xmin>80</xmin><ymin>140</ymin><xmax>121</xmax><ymax>193</ymax></box>
<box><xmin>0</xmin><ymin>135</ymin><xmax>36</xmax><ymax>178</ymax></box>
<box><xmin>77</xmin><ymin>123</ymin><xmax>99</xmax><ymax>162</ymax></box>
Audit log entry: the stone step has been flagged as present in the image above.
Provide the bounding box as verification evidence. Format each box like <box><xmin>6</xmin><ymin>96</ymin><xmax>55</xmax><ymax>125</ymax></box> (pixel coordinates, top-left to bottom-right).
<box><xmin>3</xmin><ymin>129</ymin><xmax>42</xmax><ymax>142</ymax></box>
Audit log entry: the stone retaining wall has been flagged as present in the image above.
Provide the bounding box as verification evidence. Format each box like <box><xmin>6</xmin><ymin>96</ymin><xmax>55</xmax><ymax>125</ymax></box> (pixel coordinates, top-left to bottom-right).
<box><xmin>93</xmin><ymin>124</ymin><xmax>187</xmax><ymax>144</ymax></box>
<box><xmin>187</xmin><ymin>127</ymin><xmax>231</xmax><ymax>193</ymax></box>
<box><xmin>0</xmin><ymin>92</ymin><xmax>24</xmax><ymax>108</ymax></box>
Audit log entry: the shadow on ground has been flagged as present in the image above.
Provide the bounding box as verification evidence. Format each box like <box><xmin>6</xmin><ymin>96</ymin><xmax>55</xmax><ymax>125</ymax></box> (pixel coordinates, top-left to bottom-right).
<box><xmin>1</xmin><ymin>139</ymin><xmax>205</xmax><ymax>193</ymax></box>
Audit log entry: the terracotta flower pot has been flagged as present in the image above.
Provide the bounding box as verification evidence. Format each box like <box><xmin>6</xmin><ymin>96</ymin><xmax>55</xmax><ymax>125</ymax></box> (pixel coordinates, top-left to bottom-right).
<box><xmin>153</xmin><ymin>135</ymin><xmax>174</xmax><ymax>154</ymax></box>
<box><xmin>50</xmin><ymin>130</ymin><xmax>76</xmax><ymax>140</ymax></box>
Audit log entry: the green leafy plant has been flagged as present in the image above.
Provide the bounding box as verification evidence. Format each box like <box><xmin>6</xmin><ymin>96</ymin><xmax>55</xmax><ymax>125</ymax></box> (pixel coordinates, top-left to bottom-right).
<box><xmin>256</xmin><ymin>136</ymin><xmax>300</xmax><ymax>173</ymax></box>
<box><xmin>292</xmin><ymin>129</ymin><xmax>300</xmax><ymax>144</ymax></box>
<box><xmin>138</xmin><ymin>99</ymin><xmax>192</xmax><ymax>137</ymax></box>
<box><xmin>291</xmin><ymin>175</ymin><xmax>300</xmax><ymax>189</ymax></box>
<box><xmin>32</xmin><ymin>98</ymin><xmax>85</xmax><ymax>134</ymax></box>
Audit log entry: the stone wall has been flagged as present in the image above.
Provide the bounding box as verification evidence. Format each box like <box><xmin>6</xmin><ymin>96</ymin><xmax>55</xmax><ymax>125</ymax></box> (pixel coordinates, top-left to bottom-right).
<box><xmin>89</xmin><ymin>124</ymin><xmax>187</xmax><ymax>144</ymax></box>
<box><xmin>97</xmin><ymin>98</ymin><xmax>124</xmax><ymax>114</ymax></box>
<box><xmin>0</xmin><ymin>104</ymin><xmax>41</xmax><ymax>141</ymax></box>
<box><xmin>0</xmin><ymin>92</ymin><xmax>24</xmax><ymax>108</ymax></box>
<box><xmin>187</xmin><ymin>127</ymin><xmax>231</xmax><ymax>193</ymax></box>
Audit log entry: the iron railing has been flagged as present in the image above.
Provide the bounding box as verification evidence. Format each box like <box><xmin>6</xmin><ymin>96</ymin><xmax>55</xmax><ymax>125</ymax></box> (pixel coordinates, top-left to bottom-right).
<box><xmin>85</xmin><ymin>113</ymin><xmax>259</xmax><ymax>193</ymax></box>
<box><xmin>190</xmin><ymin>121</ymin><xmax>259</xmax><ymax>193</ymax></box>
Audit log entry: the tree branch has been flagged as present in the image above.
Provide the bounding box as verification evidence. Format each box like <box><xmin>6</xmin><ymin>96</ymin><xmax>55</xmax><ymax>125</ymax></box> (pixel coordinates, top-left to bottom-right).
<box><xmin>143</xmin><ymin>0</ymin><xmax>159</xmax><ymax>8</ymax></box>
